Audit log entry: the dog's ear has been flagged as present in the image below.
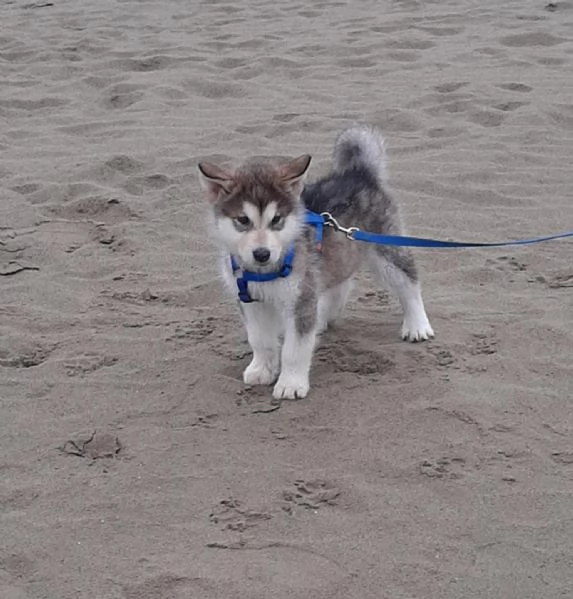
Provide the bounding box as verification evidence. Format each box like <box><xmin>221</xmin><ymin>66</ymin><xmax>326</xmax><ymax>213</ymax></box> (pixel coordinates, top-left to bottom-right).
<box><xmin>278</xmin><ymin>154</ymin><xmax>311</xmax><ymax>189</ymax></box>
<box><xmin>197</xmin><ymin>162</ymin><xmax>234</xmax><ymax>201</ymax></box>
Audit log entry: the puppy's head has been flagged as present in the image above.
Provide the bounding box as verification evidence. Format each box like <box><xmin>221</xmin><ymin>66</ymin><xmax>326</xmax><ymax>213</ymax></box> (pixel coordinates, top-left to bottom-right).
<box><xmin>198</xmin><ymin>155</ymin><xmax>311</xmax><ymax>271</ymax></box>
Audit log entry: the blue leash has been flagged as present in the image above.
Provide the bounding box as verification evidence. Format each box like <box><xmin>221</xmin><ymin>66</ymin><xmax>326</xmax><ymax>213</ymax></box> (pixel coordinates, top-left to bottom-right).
<box><xmin>320</xmin><ymin>212</ymin><xmax>573</xmax><ymax>249</ymax></box>
<box><xmin>230</xmin><ymin>210</ymin><xmax>572</xmax><ymax>303</ymax></box>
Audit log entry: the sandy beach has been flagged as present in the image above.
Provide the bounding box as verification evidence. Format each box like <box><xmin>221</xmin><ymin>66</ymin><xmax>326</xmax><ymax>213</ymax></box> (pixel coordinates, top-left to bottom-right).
<box><xmin>1</xmin><ymin>0</ymin><xmax>572</xmax><ymax>597</ymax></box>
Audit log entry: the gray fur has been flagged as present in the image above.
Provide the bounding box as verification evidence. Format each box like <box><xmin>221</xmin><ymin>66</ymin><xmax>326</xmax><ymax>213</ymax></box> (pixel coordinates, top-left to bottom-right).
<box><xmin>295</xmin><ymin>267</ymin><xmax>318</xmax><ymax>336</ymax></box>
<box><xmin>302</xmin><ymin>126</ymin><xmax>418</xmax><ymax>284</ymax></box>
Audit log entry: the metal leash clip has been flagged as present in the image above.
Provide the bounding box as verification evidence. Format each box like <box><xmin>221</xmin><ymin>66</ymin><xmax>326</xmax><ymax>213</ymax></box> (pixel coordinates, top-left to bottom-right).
<box><xmin>320</xmin><ymin>212</ymin><xmax>360</xmax><ymax>240</ymax></box>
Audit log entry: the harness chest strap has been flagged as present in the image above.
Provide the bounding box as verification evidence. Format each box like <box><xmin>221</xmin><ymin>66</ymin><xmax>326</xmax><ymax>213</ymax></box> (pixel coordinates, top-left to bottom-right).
<box><xmin>230</xmin><ymin>247</ymin><xmax>295</xmax><ymax>303</ymax></box>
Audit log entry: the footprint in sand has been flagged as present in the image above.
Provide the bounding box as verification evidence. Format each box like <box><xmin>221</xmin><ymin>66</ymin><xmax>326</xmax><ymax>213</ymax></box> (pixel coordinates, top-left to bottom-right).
<box><xmin>420</xmin><ymin>456</ymin><xmax>467</xmax><ymax>479</ymax></box>
<box><xmin>316</xmin><ymin>341</ymin><xmax>394</xmax><ymax>377</ymax></box>
<box><xmin>43</xmin><ymin>195</ymin><xmax>136</xmax><ymax>223</ymax></box>
<box><xmin>106</xmin><ymin>90</ymin><xmax>144</xmax><ymax>110</ymax></box>
<box><xmin>122</xmin><ymin>173</ymin><xmax>172</xmax><ymax>196</ymax></box>
<box><xmin>547</xmin><ymin>272</ymin><xmax>573</xmax><ymax>289</ymax></box>
<box><xmin>168</xmin><ymin>318</ymin><xmax>217</xmax><ymax>342</ymax></box>
<box><xmin>487</xmin><ymin>255</ymin><xmax>528</xmax><ymax>273</ymax></box>
<box><xmin>281</xmin><ymin>479</ymin><xmax>341</xmax><ymax>511</ymax></box>
<box><xmin>209</xmin><ymin>497</ymin><xmax>272</xmax><ymax>532</ymax></box>
<box><xmin>62</xmin><ymin>353</ymin><xmax>118</xmax><ymax>376</ymax></box>
<box><xmin>0</xmin><ymin>342</ymin><xmax>55</xmax><ymax>368</ymax></box>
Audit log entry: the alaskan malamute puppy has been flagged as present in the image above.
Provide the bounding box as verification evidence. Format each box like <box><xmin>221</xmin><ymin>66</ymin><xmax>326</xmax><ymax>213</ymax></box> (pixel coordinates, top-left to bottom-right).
<box><xmin>198</xmin><ymin>125</ymin><xmax>433</xmax><ymax>400</ymax></box>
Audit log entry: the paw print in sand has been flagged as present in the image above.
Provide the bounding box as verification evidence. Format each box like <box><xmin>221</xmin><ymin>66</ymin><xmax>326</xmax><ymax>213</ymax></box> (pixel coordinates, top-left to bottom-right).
<box><xmin>282</xmin><ymin>479</ymin><xmax>341</xmax><ymax>512</ymax></box>
<box><xmin>209</xmin><ymin>498</ymin><xmax>272</xmax><ymax>532</ymax></box>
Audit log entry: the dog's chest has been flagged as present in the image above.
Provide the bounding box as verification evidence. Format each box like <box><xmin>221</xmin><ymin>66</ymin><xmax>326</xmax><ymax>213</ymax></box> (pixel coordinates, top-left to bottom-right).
<box><xmin>221</xmin><ymin>264</ymin><xmax>302</xmax><ymax>307</ymax></box>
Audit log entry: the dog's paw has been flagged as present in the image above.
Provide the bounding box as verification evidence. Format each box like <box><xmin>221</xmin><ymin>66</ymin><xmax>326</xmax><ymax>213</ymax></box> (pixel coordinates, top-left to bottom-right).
<box><xmin>273</xmin><ymin>375</ymin><xmax>310</xmax><ymax>400</ymax></box>
<box><xmin>243</xmin><ymin>360</ymin><xmax>278</xmax><ymax>386</ymax></box>
<box><xmin>402</xmin><ymin>316</ymin><xmax>434</xmax><ymax>343</ymax></box>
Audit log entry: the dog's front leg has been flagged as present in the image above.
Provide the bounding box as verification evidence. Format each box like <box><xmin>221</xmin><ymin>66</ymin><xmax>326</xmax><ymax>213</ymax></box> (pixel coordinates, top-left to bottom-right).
<box><xmin>242</xmin><ymin>303</ymin><xmax>281</xmax><ymax>386</ymax></box>
<box><xmin>273</xmin><ymin>323</ymin><xmax>317</xmax><ymax>400</ymax></box>
<box><xmin>273</xmin><ymin>287</ymin><xmax>318</xmax><ymax>400</ymax></box>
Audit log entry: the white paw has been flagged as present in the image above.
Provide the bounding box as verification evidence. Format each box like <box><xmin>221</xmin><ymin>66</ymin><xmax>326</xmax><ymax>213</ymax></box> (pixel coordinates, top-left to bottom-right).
<box><xmin>402</xmin><ymin>316</ymin><xmax>434</xmax><ymax>343</ymax></box>
<box><xmin>273</xmin><ymin>375</ymin><xmax>310</xmax><ymax>400</ymax></box>
<box><xmin>243</xmin><ymin>360</ymin><xmax>278</xmax><ymax>385</ymax></box>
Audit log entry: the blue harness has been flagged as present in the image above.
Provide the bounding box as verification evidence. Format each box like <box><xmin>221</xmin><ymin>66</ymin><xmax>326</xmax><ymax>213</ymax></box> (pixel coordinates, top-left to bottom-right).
<box><xmin>230</xmin><ymin>247</ymin><xmax>294</xmax><ymax>303</ymax></box>
<box><xmin>230</xmin><ymin>210</ymin><xmax>573</xmax><ymax>303</ymax></box>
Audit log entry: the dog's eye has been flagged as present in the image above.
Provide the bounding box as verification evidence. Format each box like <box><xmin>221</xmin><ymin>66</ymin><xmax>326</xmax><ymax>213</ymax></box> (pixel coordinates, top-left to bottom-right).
<box><xmin>270</xmin><ymin>214</ymin><xmax>283</xmax><ymax>228</ymax></box>
<box><xmin>235</xmin><ymin>215</ymin><xmax>250</xmax><ymax>227</ymax></box>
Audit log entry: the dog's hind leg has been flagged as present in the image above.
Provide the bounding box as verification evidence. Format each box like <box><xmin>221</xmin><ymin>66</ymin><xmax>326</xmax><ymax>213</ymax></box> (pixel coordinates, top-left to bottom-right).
<box><xmin>241</xmin><ymin>303</ymin><xmax>281</xmax><ymax>385</ymax></box>
<box><xmin>317</xmin><ymin>279</ymin><xmax>353</xmax><ymax>331</ymax></box>
<box><xmin>367</xmin><ymin>246</ymin><xmax>434</xmax><ymax>342</ymax></box>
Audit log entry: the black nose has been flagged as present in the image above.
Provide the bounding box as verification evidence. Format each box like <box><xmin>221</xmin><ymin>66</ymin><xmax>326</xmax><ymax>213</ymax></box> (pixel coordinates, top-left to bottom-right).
<box><xmin>252</xmin><ymin>247</ymin><xmax>271</xmax><ymax>263</ymax></box>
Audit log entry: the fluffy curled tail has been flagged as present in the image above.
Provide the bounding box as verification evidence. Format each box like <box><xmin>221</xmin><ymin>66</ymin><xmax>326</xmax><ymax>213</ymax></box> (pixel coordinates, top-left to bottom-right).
<box><xmin>332</xmin><ymin>124</ymin><xmax>387</xmax><ymax>186</ymax></box>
